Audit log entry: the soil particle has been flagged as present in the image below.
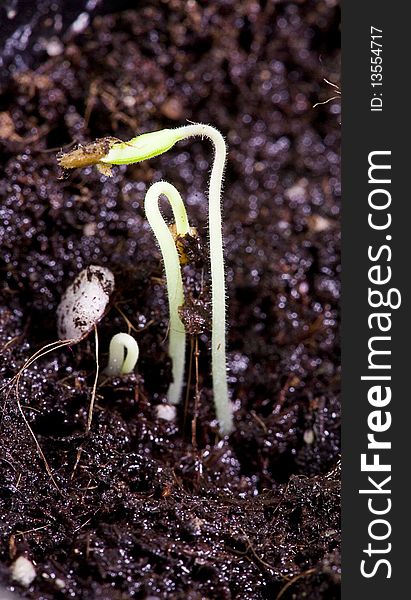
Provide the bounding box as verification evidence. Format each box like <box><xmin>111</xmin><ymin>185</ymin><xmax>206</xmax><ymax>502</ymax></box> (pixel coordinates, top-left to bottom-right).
<box><xmin>1</xmin><ymin>1</ymin><xmax>340</xmax><ymax>598</ymax></box>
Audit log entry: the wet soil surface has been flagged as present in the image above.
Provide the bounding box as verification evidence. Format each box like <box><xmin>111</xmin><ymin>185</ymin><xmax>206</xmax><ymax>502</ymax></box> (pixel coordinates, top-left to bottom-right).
<box><xmin>0</xmin><ymin>1</ymin><xmax>341</xmax><ymax>598</ymax></box>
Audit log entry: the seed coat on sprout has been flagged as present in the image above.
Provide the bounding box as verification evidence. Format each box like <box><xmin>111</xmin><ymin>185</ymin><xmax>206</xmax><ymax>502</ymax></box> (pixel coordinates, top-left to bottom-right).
<box><xmin>57</xmin><ymin>124</ymin><xmax>233</xmax><ymax>434</ymax></box>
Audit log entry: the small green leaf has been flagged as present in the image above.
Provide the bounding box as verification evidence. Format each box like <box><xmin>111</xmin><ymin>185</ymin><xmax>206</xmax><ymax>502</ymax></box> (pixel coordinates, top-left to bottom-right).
<box><xmin>101</xmin><ymin>129</ymin><xmax>183</xmax><ymax>165</ymax></box>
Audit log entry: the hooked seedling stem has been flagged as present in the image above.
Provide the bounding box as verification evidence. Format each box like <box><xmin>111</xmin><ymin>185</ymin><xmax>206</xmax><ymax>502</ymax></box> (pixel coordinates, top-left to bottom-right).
<box><xmin>145</xmin><ymin>181</ymin><xmax>190</xmax><ymax>405</ymax></box>
<box><xmin>58</xmin><ymin>124</ymin><xmax>233</xmax><ymax>433</ymax></box>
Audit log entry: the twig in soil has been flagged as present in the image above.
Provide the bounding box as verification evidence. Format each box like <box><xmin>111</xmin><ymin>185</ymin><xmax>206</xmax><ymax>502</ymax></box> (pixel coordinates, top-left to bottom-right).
<box><xmin>2</xmin><ymin>339</ymin><xmax>75</xmax><ymax>393</ymax></box>
<box><xmin>80</xmin><ymin>478</ymin><xmax>98</xmax><ymax>502</ymax></box>
<box><xmin>1</xmin><ymin>334</ymin><xmax>23</xmax><ymax>352</ymax></box>
<box><xmin>14</xmin><ymin>387</ymin><xmax>61</xmax><ymax>493</ymax></box>
<box><xmin>3</xmin><ymin>338</ymin><xmax>78</xmax><ymax>494</ymax></box>
<box><xmin>71</xmin><ymin>446</ymin><xmax>84</xmax><ymax>480</ymax></box>
<box><xmin>0</xmin><ymin>456</ymin><xmax>17</xmax><ymax>473</ymax></box>
<box><xmin>313</xmin><ymin>78</ymin><xmax>341</xmax><ymax>108</ymax></box>
<box><xmin>15</xmin><ymin>524</ymin><xmax>50</xmax><ymax>537</ymax></box>
<box><xmin>74</xmin><ymin>517</ymin><xmax>93</xmax><ymax>533</ymax></box>
<box><xmin>275</xmin><ymin>567</ymin><xmax>317</xmax><ymax>600</ymax></box>
<box><xmin>250</xmin><ymin>410</ymin><xmax>268</xmax><ymax>433</ymax></box>
<box><xmin>114</xmin><ymin>304</ymin><xmax>138</xmax><ymax>334</ymax></box>
<box><xmin>238</xmin><ymin>527</ymin><xmax>276</xmax><ymax>573</ymax></box>
<box><xmin>313</xmin><ymin>95</ymin><xmax>341</xmax><ymax>108</ymax></box>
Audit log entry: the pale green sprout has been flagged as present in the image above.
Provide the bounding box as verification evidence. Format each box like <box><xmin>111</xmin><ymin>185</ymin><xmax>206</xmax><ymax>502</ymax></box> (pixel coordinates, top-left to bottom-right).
<box><xmin>58</xmin><ymin>124</ymin><xmax>233</xmax><ymax>434</ymax></box>
<box><xmin>105</xmin><ymin>332</ymin><xmax>139</xmax><ymax>376</ymax></box>
<box><xmin>144</xmin><ymin>181</ymin><xmax>190</xmax><ymax>405</ymax></box>
<box><xmin>104</xmin><ymin>124</ymin><xmax>233</xmax><ymax>434</ymax></box>
<box><xmin>102</xmin><ymin>129</ymin><xmax>183</xmax><ymax>164</ymax></box>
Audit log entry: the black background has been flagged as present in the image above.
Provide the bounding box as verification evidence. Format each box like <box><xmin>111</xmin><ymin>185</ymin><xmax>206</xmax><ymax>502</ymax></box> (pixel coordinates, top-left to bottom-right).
<box><xmin>342</xmin><ymin>0</ymin><xmax>409</xmax><ymax>595</ymax></box>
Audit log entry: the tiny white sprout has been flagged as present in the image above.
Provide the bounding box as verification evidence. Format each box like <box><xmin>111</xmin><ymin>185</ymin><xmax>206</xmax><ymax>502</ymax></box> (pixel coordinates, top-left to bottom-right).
<box><xmin>155</xmin><ymin>404</ymin><xmax>177</xmax><ymax>421</ymax></box>
<box><xmin>10</xmin><ymin>556</ymin><xmax>36</xmax><ymax>587</ymax></box>
<box><xmin>303</xmin><ymin>429</ymin><xmax>315</xmax><ymax>445</ymax></box>
<box><xmin>104</xmin><ymin>332</ymin><xmax>139</xmax><ymax>376</ymax></box>
<box><xmin>55</xmin><ymin>578</ymin><xmax>66</xmax><ymax>590</ymax></box>
<box><xmin>57</xmin><ymin>265</ymin><xmax>115</xmax><ymax>341</ymax></box>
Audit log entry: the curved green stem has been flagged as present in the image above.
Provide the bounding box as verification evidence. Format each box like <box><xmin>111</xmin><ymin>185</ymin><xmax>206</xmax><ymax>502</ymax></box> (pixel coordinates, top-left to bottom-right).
<box><xmin>105</xmin><ymin>332</ymin><xmax>139</xmax><ymax>376</ymax></box>
<box><xmin>59</xmin><ymin>124</ymin><xmax>233</xmax><ymax>433</ymax></box>
<box><xmin>145</xmin><ymin>181</ymin><xmax>190</xmax><ymax>405</ymax></box>
<box><xmin>172</xmin><ymin>125</ymin><xmax>232</xmax><ymax>434</ymax></box>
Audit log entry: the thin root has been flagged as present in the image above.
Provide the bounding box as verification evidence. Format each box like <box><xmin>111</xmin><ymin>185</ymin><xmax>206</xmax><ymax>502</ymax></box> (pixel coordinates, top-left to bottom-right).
<box><xmin>86</xmin><ymin>325</ymin><xmax>100</xmax><ymax>434</ymax></box>
<box><xmin>313</xmin><ymin>95</ymin><xmax>341</xmax><ymax>108</ymax></box>
<box><xmin>276</xmin><ymin>568</ymin><xmax>317</xmax><ymax>600</ymax></box>
<box><xmin>2</xmin><ymin>338</ymin><xmax>77</xmax><ymax>493</ymax></box>
<box><xmin>313</xmin><ymin>77</ymin><xmax>341</xmax><ymax>108</ymax></box>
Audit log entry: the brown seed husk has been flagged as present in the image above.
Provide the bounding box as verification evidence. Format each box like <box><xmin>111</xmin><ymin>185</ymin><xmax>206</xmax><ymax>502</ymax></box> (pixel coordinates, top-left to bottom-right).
<box><xmin>57</xmin><ymin>137</ymin><xmax>118</xmax><ymax>169</ymax></box>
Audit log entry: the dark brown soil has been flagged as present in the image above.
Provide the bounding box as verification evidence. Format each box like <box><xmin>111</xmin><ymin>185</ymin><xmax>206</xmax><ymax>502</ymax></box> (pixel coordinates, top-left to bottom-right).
<box><xmin>0</xmin><ymin>1</ymin><xmax>341</xmax><ymax>598</ymax></box>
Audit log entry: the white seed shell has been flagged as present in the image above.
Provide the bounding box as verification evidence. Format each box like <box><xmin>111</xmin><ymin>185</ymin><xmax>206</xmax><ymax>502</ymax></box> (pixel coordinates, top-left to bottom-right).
<box><xmin>155</xmin><ymin>404</ymin><xmax>177</xmax><ymax>421</ymax></box>
<box><xmin>57</xmin><ymin>265</ymin><xmax>115</xmax><ymax>341</ymax></box>
<box><xmin>10</xmin><ymin>556</ymin><xmax>36</xmax><ymax>587</ymax></box>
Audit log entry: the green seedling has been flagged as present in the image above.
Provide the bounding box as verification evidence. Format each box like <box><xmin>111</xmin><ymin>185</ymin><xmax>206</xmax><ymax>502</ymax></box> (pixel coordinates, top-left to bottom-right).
<box><xmin>58</xmin><ymin>124</ymin><xmax>233</xmax><ymax>434</ymax></box>
<box><xmin>145</xmin><ymin>181</ymin><xmax>193</xmax><ymax>405</ymax></box>
<box><xmin>105</xmin><ymin>332</ymin><xmax>139</xmax><ymax>376</ymax></box>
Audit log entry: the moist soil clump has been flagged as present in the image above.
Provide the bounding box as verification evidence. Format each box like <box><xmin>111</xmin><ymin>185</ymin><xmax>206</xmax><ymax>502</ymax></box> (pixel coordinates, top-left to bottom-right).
<box><xmin>0</xmin><ymin>1</ymin><xmax>341</xmax><ymax>598</ymax></box>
